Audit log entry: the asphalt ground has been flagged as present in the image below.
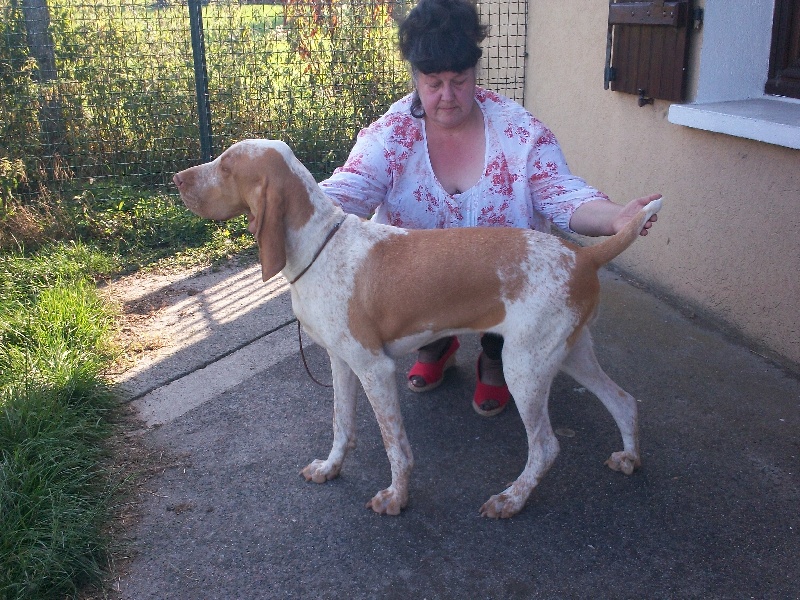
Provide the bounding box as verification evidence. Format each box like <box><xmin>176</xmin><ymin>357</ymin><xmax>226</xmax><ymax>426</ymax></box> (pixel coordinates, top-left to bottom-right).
<box><xmin>114</xmin><ymin>265</ymin><xmax>799</xmax><ymax>599</ymax></box>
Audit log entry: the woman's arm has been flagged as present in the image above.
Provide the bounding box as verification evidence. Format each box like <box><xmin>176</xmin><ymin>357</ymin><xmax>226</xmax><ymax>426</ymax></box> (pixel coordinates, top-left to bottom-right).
<box><xmin>520</xmin><ymin>116</ymin><xmax>660</xmax><ymax>237</ymax></box>
<box><xmin>319</xmin><ymin>134</ymin><xmax>390</xmax><ymax>219</ymax></box>
<box><xmin>569</xmin><ymin>194</ymin><xmax>661</xmax><ymax>237</ymax></box>
<box><xmin>523</xmin><ymin>123</ymin><xmax>610</xmax><ymax>233</ymax></box>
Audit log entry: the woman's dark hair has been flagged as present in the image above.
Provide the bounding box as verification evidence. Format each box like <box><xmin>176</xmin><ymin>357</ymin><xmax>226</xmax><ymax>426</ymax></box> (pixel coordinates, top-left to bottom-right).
<box><xmin>398</xmin><ymin>0</ymin><xmax>489</xmax><ymax>117</ymax></box>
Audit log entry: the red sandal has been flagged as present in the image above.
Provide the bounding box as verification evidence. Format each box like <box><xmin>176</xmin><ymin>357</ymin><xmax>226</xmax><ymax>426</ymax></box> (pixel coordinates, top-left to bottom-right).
<box><xmin>407</xmin><ymin>337</ymin><xmax>460</xmax><ymax>392</ymax></box>
<box><xmin>473</xmin><ymin>354</ymin><xmax>511</xmax><ymax>417</ymax></box>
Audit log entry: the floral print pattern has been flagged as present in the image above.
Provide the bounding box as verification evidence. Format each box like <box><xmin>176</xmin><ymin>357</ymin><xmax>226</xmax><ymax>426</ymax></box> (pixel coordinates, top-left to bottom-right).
<box><xmin>320</xmin><ymin>87</ymin><xmax>608</xmax><ymax>233</ymax></box>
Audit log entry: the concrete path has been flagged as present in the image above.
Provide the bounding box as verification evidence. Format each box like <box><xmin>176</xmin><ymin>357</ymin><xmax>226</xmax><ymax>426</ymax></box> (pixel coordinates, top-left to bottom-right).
<box><xmin>113</xmin><ymin>264</ymin><xmax>799</xmax><ymax>599</ymax></box>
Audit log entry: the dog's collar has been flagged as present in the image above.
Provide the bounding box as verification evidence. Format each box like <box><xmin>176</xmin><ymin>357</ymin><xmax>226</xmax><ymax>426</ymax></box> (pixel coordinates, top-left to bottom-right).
<box><xmin>288</xmin><ymin>218</ymin><xmax>346</xmax><ymax>285</ymax></box>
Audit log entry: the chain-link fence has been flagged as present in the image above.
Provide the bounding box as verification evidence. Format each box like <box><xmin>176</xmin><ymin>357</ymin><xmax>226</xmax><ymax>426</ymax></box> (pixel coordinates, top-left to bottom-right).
<box><xmin>1</xmin><ymin>0</ymin><xmax>527</xmax><ymax>207</ymax></box>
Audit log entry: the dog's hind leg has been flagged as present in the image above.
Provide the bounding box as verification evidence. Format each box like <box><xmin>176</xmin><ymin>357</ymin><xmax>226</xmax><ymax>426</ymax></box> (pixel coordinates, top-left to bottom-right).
<box><xmin>560</xmin><ymin>329</ymin><xmax>641</xmax><ymax>475</ymax></box>
<box><xmin>301</xmin><ymin>352</ymin><xmax>359</xmax><ymax>483</ymax></box>
<box><xmin>480</xmin><ymin>355</ymin><xmax>562</xmax><ymax>518</ymax></box>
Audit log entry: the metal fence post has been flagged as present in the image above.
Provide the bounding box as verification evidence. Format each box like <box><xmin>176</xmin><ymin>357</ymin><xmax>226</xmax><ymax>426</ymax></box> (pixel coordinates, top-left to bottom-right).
<box><xmin>188</xmin><ymin>0</ymin><xmax>213</xmax><ymax>163</ymax></box>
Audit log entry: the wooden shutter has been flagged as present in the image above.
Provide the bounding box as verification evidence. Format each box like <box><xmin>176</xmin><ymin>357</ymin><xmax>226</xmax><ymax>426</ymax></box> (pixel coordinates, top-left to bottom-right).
<box><xmin>766</xmin><ymin>0</ymin><xmax>800</xmax><ymax>99</ymax></box>
<box><xmin>606</xmin><ymin>0</ymin><xmax>691</xmax><ymax>103</ymax></box>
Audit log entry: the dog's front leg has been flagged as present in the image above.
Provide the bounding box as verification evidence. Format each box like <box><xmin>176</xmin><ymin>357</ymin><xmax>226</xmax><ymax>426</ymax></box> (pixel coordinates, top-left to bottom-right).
<box><xmin>301</xmin><ymin>352</ymin><xmax>358</xmax><ymax>483</ymax></box>
<box><xmin>359</xmin><ymin>357</ymin><xmax>414</xmax><ymax>516</ymax></box>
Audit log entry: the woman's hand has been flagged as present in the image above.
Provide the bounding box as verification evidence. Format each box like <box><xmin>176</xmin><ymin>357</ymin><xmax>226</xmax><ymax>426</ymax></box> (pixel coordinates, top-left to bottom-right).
<box><xmin>611</xmin><ymin>194</ymin><xmax>661</xmax><ymax>236</ymax></box>
<box><xmin>569</xmin><ymin>194</ymin><xmax>661</xmax><ymax>237</ymax></box>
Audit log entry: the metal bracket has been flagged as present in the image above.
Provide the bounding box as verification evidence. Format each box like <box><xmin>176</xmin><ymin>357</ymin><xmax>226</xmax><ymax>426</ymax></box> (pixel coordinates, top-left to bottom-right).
<box><xmin>692</xmin><ymin>7</ymin><xmax>704</xmax><ymax>29</ymax></box>
<box><xmin>608</xmin><ymin>0</ymin><xmax>686</xmax><ymax>27</ymax></box>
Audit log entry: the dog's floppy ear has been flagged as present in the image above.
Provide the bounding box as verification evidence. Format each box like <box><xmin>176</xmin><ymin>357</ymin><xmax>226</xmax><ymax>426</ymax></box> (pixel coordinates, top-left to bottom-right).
<box><xmin>253</xmin><ymin>182</ymin><xmax>287</xmax><ymax>282</ymax></box>
<box><xmin>251</xmin><ymin>146</ymin><xmax>315</xmax><ymax>282</ymax></box>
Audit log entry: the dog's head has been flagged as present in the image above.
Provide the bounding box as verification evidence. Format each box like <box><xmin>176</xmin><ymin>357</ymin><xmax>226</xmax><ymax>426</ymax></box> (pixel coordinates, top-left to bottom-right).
<box><xmin>173</xmin><ymin>140</ymin><xmax>313</xmax><ymax>281</ymax></box>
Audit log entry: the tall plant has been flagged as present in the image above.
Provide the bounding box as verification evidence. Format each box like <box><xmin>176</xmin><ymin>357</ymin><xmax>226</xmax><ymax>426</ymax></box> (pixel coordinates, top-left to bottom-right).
<box><xmin>280</xmin><ymin>0</ymin><xmax>409</xmax><ymax>177</ymax></box>
<box><xmin>0</xmin><ymin>0</ymin><xmax>409</xmax><ymax>212</ymax></box>
<box><xmin>0</xmin><ymin>1</ymin><xmax>42</xmax><ymax>205</ymax></box>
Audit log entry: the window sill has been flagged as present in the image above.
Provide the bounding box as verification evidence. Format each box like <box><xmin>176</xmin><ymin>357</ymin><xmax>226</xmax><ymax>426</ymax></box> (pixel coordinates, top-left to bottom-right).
<box><xmin>667</xmin><ymin>97</ymin><xmax>800</xmax><ymax>150</ymax></box>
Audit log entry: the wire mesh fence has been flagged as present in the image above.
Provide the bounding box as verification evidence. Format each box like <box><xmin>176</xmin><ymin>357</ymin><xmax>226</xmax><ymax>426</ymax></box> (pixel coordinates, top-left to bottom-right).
<box><xmin>1</xmin><ymin>0</ymin><xmax>527</xmax><ymax>207</ymax></box>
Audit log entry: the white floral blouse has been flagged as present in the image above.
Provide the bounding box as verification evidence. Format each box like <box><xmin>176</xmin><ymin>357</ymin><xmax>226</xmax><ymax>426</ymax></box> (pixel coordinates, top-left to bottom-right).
<box><xmin>319</xmin><ymin>87</ymin><xmax>608</xmax><ymax>233</ymax></box>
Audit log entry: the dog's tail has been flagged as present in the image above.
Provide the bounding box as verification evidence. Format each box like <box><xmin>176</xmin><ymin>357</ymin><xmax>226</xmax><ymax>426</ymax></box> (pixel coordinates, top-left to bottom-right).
<box><xmin>582</xmin><ymin>197</ymin><xmax>663</xmax><ymax>267</ymax></box>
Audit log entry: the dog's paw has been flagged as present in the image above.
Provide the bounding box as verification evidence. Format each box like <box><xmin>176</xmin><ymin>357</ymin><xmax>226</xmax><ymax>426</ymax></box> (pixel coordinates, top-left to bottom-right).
<box><xmin>300</xmin><ymin>459</ymin><xmax>340</xmax><ymax>483</ymax></box>
<box><xmin>480</xmin><ymin>491</ymin><xmax>526</xmax><ymax>519</ymax></box>
<box><xmin>365</xmin><ymin>487</ymin><xmax>407</xmax><ymax>516</ymax></box>
<box><xmin>605</xmin><ymin>451</ymin><xmax>641</xmax><ymax>475</ymax></box>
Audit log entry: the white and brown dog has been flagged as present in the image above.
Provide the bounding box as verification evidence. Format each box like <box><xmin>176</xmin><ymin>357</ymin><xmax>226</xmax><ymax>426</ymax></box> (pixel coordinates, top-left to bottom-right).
<box><xmin>173</xmin><ymin>139</ymin><xmax>662</xmax><ymax>518</ymax></box>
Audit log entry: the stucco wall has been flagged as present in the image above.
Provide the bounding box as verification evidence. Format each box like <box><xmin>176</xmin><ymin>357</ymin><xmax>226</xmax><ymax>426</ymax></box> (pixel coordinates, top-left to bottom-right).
<box><xmin>524</xmin><ymin>0</ymin><xmax>800</xmax><ymax>368</ymax></box>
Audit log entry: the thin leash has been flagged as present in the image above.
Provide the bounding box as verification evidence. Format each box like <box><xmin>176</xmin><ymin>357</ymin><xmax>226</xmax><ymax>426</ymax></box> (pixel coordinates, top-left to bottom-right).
<box><xmin>288</xmin><ymin>218</ymin><xmax>345</xmax><ymax>285</ymax></box>
<box><xmin>290</xmin><ymin>217</ymin><xmax>345</xmax><ymax>388</ymax></box>
<box><xmin>297</xmin><ymin>321</ymin><xmax>332</xmax><ymax>388</ymax></box>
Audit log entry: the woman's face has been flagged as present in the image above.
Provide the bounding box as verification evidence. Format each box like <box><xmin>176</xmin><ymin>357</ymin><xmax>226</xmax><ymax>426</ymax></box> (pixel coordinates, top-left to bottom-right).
<box><xmin>415</xmin><ymin>68</ymin><xmax>477</xmax><ymax>129</ymax></box>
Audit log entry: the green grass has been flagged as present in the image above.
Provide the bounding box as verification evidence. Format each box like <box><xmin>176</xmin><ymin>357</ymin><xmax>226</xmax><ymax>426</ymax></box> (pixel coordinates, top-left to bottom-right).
<box><xmin>0</xmin><ymin>194</ymin><xmax>256</xmax><ymax>598</ymax></box>
<box><xmin>66</xmin><ymin>186</ymin><xmax>256</xmax><ymax>272</ymax></box>
<box><xmin>0</xmin><ymin>385</ymin><xmax>116</xmax><ymax>599</ymax></box>
<box><xmin>0</xmin><ymin>243</ymin><xmax>119</xmax><ymax>599</ymax></box>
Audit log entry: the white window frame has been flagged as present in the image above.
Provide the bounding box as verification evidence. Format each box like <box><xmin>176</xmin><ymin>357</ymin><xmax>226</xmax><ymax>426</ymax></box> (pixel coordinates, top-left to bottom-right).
<box><xmin>667</xmin><ymin>0</ymin><xmax>800</xmax><ymax>150</ymax></box>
